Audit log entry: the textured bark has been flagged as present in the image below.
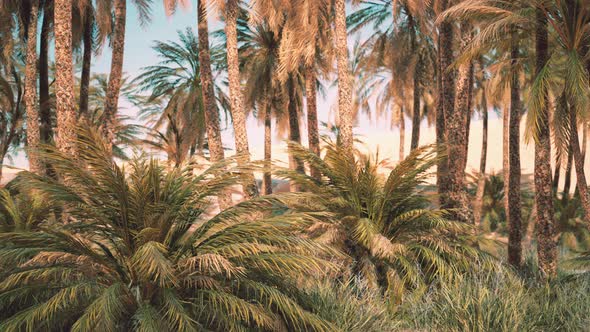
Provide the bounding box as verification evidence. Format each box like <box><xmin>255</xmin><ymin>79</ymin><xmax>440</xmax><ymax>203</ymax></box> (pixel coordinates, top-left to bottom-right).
<box><xmin>409</xmin><ymin>14</ymin><xmax>420</xmax><ymax>151</ymax></box>
<box><xmin>502</xmin><ymin>107</ymin><xmax>510</xmax><ymax>224</ymax></box>
<box><xmin>552</xmin><ymin>154</ymin><xmax>561</xmax><ymax>194</ymax></box>
<box><xmin>411</xmin><ymin>59</ymin><xmax>421</xmax><ymax>151</ymax></box>
<box><xmin>263</xmin><ymin>105</ymin><xmax>272</xmax><ymax>195</ymax></box>
<box><xmin>24</xmin><ymin>0</ymin><xmax>42</xmax><ymax>175</ymax></box>
<box><xmin>334</xmin><ymin>0</ymin><xmax>353</xmax><ymax>154</ymax></box>
<box><xmin>445</xmin><ymin>23</ymin><xmax>473</xmax><ymax>224</ymax></box>
<box><xmin>54</xmin><ymin>0</ymin><xmax>78</xmax><ymax>158</ymax></box>
<box><xmin>288</xmin><ymin>79</ymin><xmax>305</xmax><ymax>174</ymax></box>
<box><xmin>305</xmin><ymin>66</ymin><xmax>321</xmax><ymax>179</ymax></box>
<box><xmin>508</xmin><ymin>39</ymin><xmax>522</xmax><ymax>267</ymax></box>
<box><xmin>398</xmin><ymin>106</ymin><xmax>405</xmax><ymax>161</ymax></box>
<box><xmin>225</xmin><ymin>0</ymin><xmax>258</xmax><ymax>198</ymax></box>
<box><xmin>39</xmin><ymin>2</ymin><xmax>53</xmax><ymax>144</ymax></box>
<box><xmin>79</xmin><ymin>8</ymin><xmax>93</xmax><ymax>117</ymax></box>
<box><xmin>473</xmin><ymin>89</ymin><xmax>488</xmax><ymax>227</ymax></box>
<box><xmin>103</xmin><ymin>0</ymin><xmax>126</xmax><ymax>152</ymax></box>
<box><xmin>569</xmin><ymin>111</ymin><xmax>590</xmax><ymax>222</ymax></box>
<box><xmin>534</xmin><ymin>9</ymin><xmax>557</xmax><ymax>279</ymax></box>
<box><xmin>436</xmin><ymin>0</ymin><xmax>454</xmax><ymax>206</ymax></box>
<box><xmin>197</xmin><ymin>0</ymin><xmax>231</xmax><ymax>208</ymax></box>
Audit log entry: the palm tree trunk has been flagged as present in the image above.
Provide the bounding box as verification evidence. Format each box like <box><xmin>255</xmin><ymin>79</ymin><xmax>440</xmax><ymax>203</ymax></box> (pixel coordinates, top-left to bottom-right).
<box><xmin>508</xmin><ymin>38</ymin><xmax>522</xmax><ymax>267</ymax></box>
<box><xmin>562</xmin><ymin>141</ymin><xmax>574</xmax><ymax>204</ymax></box>
<box><xmin>334</xmin><ymin>0</ymin><xmax>353</xmax><ymax>154</ymax></box>
<box><xmin>553</xmin><ymin>154</ymin><xmax>561</xmax><ymax>195</ymax></box>
<box><xmin>103</xmin><ymin>0</ymin><xmax>126</xmax><ymax>152</ymax></box>
<box><xmin>502</xmin><ymin>107</ymin><xmax>510</xmax><ymax>222</ymax></box>
<box><xmin>79</xmin><ymin>8</ymin><xmax>93</xmax><ymax>117</ymax></box>
<box><xmin>534</xmin><ymin>8</ymin><xmax>557</xmax><ymax>279</ymax></box>
<box><xmin>473</xmin><ymin>89</ymin><xmax>488</xmax><ymax>228</ymax></box>
<box><xmin>305</xmin><ymin>66</ymin><xmax>321</xmax><ymax>179</ymax></box>
<box><xmin>288</xmin><ymin>79</ymin><xmax>305</xmax><ymax>175</ymax></box>
<box><xmin>263</xmin><ymin>104</ymin><xmax>272</xmax><ymax>195</ymax></box>
<box><xmin>225</xmin><ymin>0</ymin><xmax>258</xmax><ymax>198</ymax></box>
<box><xmin>24</xmin><ymin>0</ymin><xmax>42</xmax><ymax>175</ymax></box>
<box><xmin>197</xmin><ymin>0</ymin><xmax>231</xmax><ymax>208</ymax></box>
<box><xmin>398</xmin><ymin>106</ymin><xmax>405</xmax><ymax>161</ymax></box>
<box><xmin>437</xmin><ymin>0</ymin><xmax>454</xmax><ymax>207</ymax></box>
<box><xmin>54</xmin><ymin>0</ymin><xmax>78</xmax><ymax>157</ymax></box>
<box><xmin>446</xmin><ymin>23</ymin><xmax>473</xmax><ymax>224</ymax></box>
<box><xmin>411</xmin><ymin>58</ymin><xmax>421</xmax><ymax>151</ymax></box>
<box><xmin>39</xmin><ymin>2</ymin><xmax>53</xmax><ymax>145</ymax></box>
<box><xmin>569</xmin><ymin>110</ymin><xmax>590</xmax><ymax>222</ymax></box>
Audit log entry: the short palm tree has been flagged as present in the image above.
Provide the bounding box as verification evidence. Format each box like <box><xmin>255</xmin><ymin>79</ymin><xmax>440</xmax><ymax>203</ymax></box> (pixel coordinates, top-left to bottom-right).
<box><xmin>278</xmin><ymin>141</ymin><xmax>477</xmax><ymax>300</ymax></box>
<box><xmin>0</xmin><ymin>127</ymin><xmax>336</xmax><ymax>331</ymax></box>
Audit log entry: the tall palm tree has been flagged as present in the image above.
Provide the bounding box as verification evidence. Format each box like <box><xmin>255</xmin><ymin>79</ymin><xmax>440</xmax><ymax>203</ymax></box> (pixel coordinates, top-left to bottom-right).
<box><xmin>22</xmin><ymin>0</ymin><xmax>41</xmax><ymax>175</ymax></box>
<box><xmin>53</xmin><ymin>0</ymin><xmax>77</xmax><ymax>157</ymax></box>
<box><xmin>218</xmin><ymin>0</ymin><xmax>258</xmax><ymax>198</ymax></box>
<box><xmin>532</xmin><ymin>4</ymin><xmax>557</xmax><ymax>278</ymax></box>
<box><xmin>334</xmin><ymin>0</ymin><xmax>354</xmax><ymax>154</ymax></box>
<box><xmin>103</xmin><ymin>0</ymin><xmax>151</xmax><ymax>152</ymax></box>
<box><xmin>39</xmin><ymin>0</ymin><xmax>53</xmax><ymax>146</ymax></box>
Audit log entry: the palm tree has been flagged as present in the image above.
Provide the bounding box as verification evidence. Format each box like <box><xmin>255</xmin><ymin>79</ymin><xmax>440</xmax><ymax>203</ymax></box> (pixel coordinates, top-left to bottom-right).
<box><xmin>440</xmin><ymin>0</ymin><xmax>534</xmax><ymax>265</ymax></box>
<box><xmin>334</xmin><ymin>0</ymin><xmax>354</xmax><ymax>154</ymax></box>
<box><xmin>279</xmin><ymin>142</ymin><xmax>477</xmax><ymax>299</ymax></box>
<box><xmin>218</xmin><ymin>0</ymin><xmax>258</xmax><ymax>198</ymax></box>
<box><xmin>532</xmin><ymin>4</ymin><xmax>557</xmax><ymax>278</ymax></box>
<box><xmin>103</xmin><ymin>0</ymin><xmax>151</xmax><ymax>152</ymax></box>
<box><xmin>53</xmin><ymin>0</ymin><xmax>77</xmax><ymax>157</ymax></box>
<box><xmin>23</xmin><ymin>0</ymin><xmax>41</xmax><ymax>175</ymax></box>
<box><xmin>0</xmin><ymin>127</ymin><xmax>335</xmax><ymax>331</ymax></box>
<box><xmin>134</xmin><ymin>28</ymin><xmax>229</xmax><ymax>166</ymax></box>
<box><xmin>39</xmin><ymin>0</ymin><xmax>53</xmax><ymax>146</ymax></box>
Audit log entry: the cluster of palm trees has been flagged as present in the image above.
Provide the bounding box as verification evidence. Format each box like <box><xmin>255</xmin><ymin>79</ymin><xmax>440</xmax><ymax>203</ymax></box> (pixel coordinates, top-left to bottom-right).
<box><xmin>1</xmin><ymin>0</ymin><xmax>590</xmax><ymax>316</ymax></box>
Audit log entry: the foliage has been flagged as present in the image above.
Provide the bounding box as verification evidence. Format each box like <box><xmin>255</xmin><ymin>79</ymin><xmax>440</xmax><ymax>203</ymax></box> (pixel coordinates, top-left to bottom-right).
<box><xmin>277</xmin><ymin>141</ymin><xmax>480</xmax><ymax>299</ymax></box>
<box><xmin>0</xmin><ymin>127</ymin><xmax>338</xmax><ymax>331</ymax></box>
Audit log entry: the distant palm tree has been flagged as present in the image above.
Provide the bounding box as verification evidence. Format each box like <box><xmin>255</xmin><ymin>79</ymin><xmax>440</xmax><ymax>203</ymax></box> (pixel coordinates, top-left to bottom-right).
<box><xmin>0</xmin><ymin>127</ymin><xmax>335</xmax><ymax>331</ymax></box>
<box><xmin>0</xmin><ymin>62</ymin><xmax>25</xmax><ymax>182</ymax></box>
<box><xmin>134</xmin><ymin>28</ymin><xmax>229</xmax><ymax>166</ymax></box>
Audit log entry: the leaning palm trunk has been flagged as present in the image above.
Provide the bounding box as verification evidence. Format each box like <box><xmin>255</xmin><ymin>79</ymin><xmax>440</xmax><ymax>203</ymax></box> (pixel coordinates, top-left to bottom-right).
<box><xmin>473</xmin><ymin>89</ymin><xmax>488</xmax><ymax>227</ymax></box>
<box><xmin>24</xmin><ymin>0</ymin><xmax>42</xmax><ymax>175</ymax></box>
<box><xmin>197</xmin><ymin>0</ymin><xmax>231</xmax><ymax>208</ymax></box>
<box><xmin>225</xmin><ymin>0</ymin><xmax>258</xmax><ymax>198</ymax></box>
<box><xmin>54</xmin><ymin>0</ymin><xmax>78</xmax><ymax>158</ymax></box>
<box><xmin>569</xmin><ymin>110</ymin><xmax>590</xmax><ymax>223</ymax></box>
<box><xmin>445</xmin><ymin>23</ymin><xmax>473</xmax><ymax>224</ymax></box>
<box><xmin>334</xmin><ymin>0</ymin><xmax>353</xmax><ymax>154</ymax></box>
<box><xmin>508</xmin><ymin>38</ymin><xmax>522</xmax><ymax>267</ymax></box>
<box><xmin>103</xmin><ymin>0</ymin><xmax>126</xmax><ymax>153</ymax></box>
<box><xmin>79</xmin><ymin>8</ymin><xmax>93</xmax><ymax>117</ymax></box>
<box><xmin>534</xmin><ymin>8</ymin><xmax>557</xmax><ymax>279</ymax></box>
<box><xmin>305</xmin><ymin>66</ymin><xmax>321</xmax><ymax>179</ymax></box>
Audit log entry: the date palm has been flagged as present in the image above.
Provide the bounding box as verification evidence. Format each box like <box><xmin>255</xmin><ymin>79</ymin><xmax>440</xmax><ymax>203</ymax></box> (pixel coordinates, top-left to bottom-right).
<box><xmin>278</xmin><ymin>142</ymin><xmax>478</xmax><ymax>299</ymax></box>
<box><xmin>0</xmin><ymin>126</ymin><xmax>335</xmax><ymax>331</ymax></box>
<box><xmin>0</xmin><ymin>61</ymin><xmax>25</xmax><ymax>183</ymax></box>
